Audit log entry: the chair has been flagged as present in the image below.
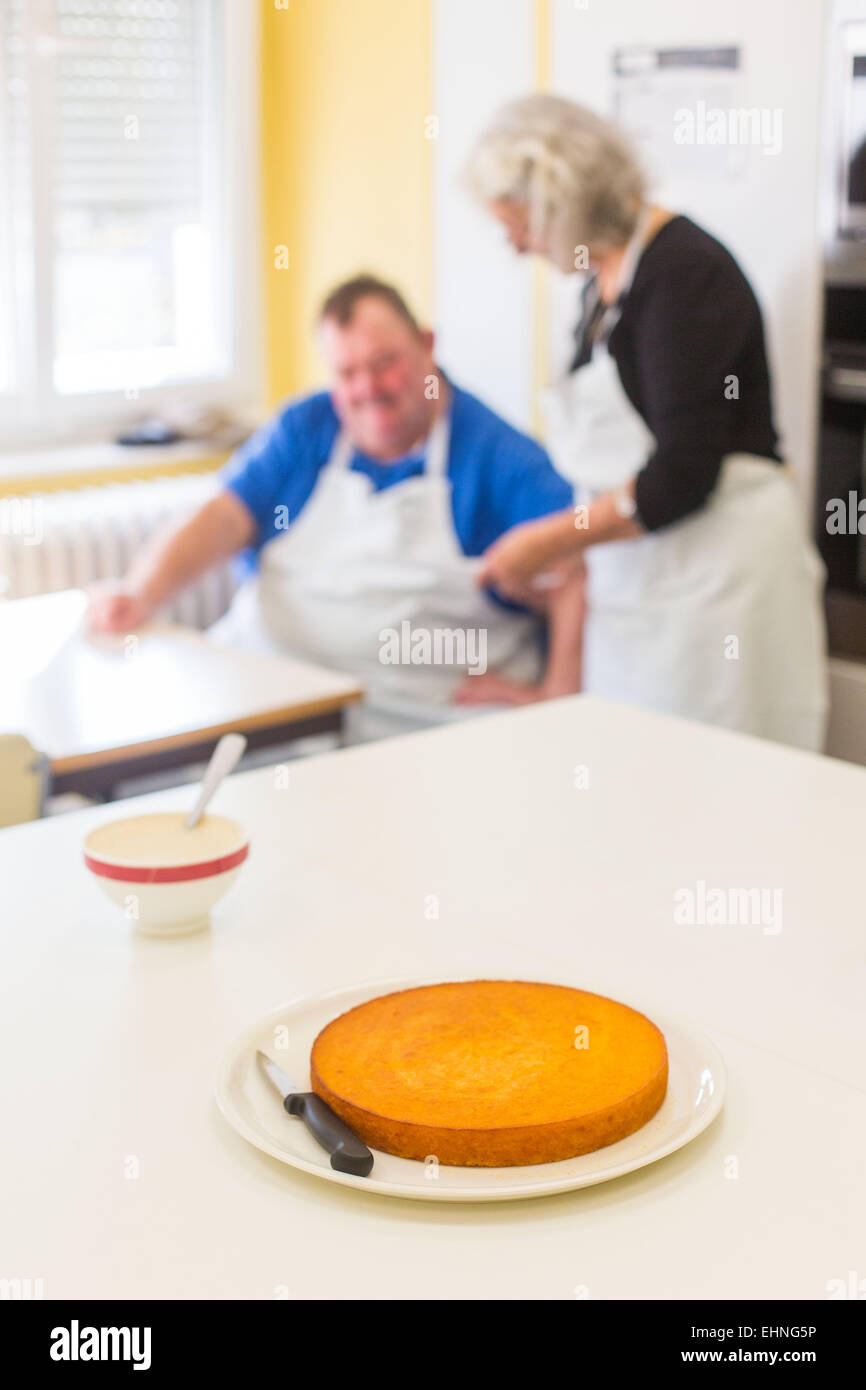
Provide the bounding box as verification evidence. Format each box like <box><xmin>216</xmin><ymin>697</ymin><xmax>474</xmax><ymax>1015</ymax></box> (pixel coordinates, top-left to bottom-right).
<box><xmin>0</xmin><ymin>733</ymin><xmax>49</xmax><ymax>828</ymax></box>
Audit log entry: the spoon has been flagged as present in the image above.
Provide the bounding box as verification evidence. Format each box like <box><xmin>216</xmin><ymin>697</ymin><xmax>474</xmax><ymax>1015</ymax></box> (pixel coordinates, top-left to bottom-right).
<box><xmin>185</xmin><ymin>733</ymin><xmax>248</xmax><ymax>830</ymax></box>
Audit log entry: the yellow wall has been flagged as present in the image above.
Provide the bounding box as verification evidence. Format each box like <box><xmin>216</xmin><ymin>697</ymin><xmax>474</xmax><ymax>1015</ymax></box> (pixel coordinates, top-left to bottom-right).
<box><xmin>261</xmin><ymin>0</ymin><xmax>434</xmax><ymax>405</ymax></box>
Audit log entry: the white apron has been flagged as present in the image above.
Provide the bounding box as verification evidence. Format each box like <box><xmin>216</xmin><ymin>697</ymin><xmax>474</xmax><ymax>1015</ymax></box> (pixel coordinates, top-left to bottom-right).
<box><xmin>541</xmin><ymin>215</ymin><xmax>828</xmax><ymax>751</ymax></box>
<box><xmin>210</xmin><ymin>408</ymin><xmax>542</xmax><ymax>741</ymax></box>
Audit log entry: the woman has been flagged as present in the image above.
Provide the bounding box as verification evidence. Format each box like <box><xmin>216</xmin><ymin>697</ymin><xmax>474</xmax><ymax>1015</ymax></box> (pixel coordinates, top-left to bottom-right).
<box><xmin>462</xmin><ymin>95</ymin><xmax>827</xmax><ymax>750</ymax></box>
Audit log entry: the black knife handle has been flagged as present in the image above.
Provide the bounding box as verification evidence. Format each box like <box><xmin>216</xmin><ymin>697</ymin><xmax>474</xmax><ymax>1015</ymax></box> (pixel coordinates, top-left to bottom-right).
<box><xmin>285</xmin><ymin>1092</ymin><xmax>374</xmax><ymax>1177</ymax></box>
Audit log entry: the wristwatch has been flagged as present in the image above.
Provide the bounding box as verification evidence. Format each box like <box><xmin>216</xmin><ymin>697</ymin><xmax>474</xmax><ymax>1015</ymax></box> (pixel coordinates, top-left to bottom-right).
<box><xmin>613</xmin><ymin>486</ymin><xmax>638</xmax><ymax>519</ymax></box>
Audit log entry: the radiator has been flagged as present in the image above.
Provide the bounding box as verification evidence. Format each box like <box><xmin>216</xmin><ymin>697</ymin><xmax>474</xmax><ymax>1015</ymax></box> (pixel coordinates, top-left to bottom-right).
<box><xmin>0</xmin><ymin>472</ymin><xmax>238</xmax><ymax>629</ymax></box>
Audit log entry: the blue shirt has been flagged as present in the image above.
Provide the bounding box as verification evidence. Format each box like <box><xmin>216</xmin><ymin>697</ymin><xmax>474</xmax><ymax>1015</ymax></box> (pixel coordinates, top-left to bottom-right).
<box><xmin>221</xmin><ymin>382</ymin><xmax>572</xmax><ymax>567</ymax></box>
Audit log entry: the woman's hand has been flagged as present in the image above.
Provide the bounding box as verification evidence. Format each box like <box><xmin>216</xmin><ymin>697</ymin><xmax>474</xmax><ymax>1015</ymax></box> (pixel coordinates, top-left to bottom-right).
<box><xmin>476</xmin><ymin>513</ymin><xmax>576</xmax><ymax>600</ymax></box>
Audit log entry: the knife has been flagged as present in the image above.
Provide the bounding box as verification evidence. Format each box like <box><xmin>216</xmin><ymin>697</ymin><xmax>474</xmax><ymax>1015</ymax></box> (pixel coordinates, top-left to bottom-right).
<box><xmin>256</xmin><ymin>1051</ymin><xmax>374</xmax><ymax>1177</ymax></box>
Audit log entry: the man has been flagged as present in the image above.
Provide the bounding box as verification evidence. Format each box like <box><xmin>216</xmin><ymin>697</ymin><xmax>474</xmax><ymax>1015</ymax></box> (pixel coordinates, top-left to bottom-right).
<box><xmin>88</xmin><ymin>275</ymin><xmax>582</xmax><ymax>739</ymax></box>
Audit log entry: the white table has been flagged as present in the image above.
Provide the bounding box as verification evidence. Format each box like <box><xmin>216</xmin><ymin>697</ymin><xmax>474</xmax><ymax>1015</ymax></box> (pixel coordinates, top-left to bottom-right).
<box><xmin>0</xmin><ymin>590</ymin><xmax>363</xmax><ymax>798</ymax></box>
<box><xmin>1</xmin><ymin>696</ymin><xmax>863</xmax><ymax>1299</ymax></box>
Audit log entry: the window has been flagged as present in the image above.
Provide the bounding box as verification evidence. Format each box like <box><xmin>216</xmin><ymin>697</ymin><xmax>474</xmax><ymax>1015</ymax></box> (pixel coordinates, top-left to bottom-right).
<box><xmin>0</xmin><ymin>0</ymin><xmax>260</xmax><ymax>446</ymax></box>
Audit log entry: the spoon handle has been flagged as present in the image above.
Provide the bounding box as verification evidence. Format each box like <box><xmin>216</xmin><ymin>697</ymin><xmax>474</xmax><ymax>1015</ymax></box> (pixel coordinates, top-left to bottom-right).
<box><xmin>186</xmin><ymin>733</ymin><xmax>247</xmax><ymax>829</ymax></box>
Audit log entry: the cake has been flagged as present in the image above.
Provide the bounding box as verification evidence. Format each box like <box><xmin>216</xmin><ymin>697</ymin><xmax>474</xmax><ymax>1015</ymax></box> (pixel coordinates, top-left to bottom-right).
<box><xmin>310</xmin><ymin>980</ymin><xmax>668</xmax><ymax>1167</ymax></box>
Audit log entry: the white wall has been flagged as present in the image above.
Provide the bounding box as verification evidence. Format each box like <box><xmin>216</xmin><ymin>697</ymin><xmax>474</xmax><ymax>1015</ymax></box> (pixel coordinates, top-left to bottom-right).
<box><xmin>827</xmin><ymin>659</ymin><xmax>866</xmax><ymax>764</ymax></box>
<box><xmin>433</xmin><ymin>0</ymin><xmax>866</xmax><ymax>762</ymax></box>
<box><xmin>432</xmin><ymin>0</ymin><xmax>535</xmax><ymax>430</ymax></box>
<box><xmin>434</xmin><ymin>0</ymin><xmax>833</xmax><ymax>498</ymax></box>
<box><xmin>549</xmin><ymin>0</ymin><xmax>831</xmax><ymax>495</ymax></box>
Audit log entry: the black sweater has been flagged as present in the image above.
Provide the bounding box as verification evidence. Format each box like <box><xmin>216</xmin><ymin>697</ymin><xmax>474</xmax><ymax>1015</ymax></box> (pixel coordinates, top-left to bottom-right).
<box><xmin>570</xmin><ymin>215</ymin><xmax>781</xmax><ymax>531</ymax></box>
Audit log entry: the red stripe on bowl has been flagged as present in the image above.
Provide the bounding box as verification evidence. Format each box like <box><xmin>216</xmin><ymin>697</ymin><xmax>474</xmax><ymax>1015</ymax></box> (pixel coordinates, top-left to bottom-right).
<box><xmin>84</xmin><ymin>842</ymin><xmax>249</xmax><ymax>883</ymax></box>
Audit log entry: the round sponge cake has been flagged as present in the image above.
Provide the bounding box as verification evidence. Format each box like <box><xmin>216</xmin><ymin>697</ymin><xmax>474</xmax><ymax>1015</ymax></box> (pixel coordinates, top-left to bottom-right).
<box><xmin>310</xmin><ymin>980</ymin><xmax>668</xmax><ymax>1167</ymax></box>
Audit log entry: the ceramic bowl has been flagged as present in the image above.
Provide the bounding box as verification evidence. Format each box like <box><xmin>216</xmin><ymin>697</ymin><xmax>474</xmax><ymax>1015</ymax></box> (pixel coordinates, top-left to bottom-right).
<box><xmin>84</xmin><ymin>811</ymin><xmax>249</xmax><ymax>936</ymax></box>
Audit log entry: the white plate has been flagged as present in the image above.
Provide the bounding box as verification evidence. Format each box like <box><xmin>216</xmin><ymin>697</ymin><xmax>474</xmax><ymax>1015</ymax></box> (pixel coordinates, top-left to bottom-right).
<box><xmin>215</xmin><ymin>977</ymin><xmax>726</xmax><ymax>1203</ymax></box>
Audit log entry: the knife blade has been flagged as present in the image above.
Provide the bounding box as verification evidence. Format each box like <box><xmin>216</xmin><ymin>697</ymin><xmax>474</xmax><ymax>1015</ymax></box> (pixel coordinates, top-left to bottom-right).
<box><xmin>256</xmin><ymin>1050</ymin><xmax>374</xmax><ymax>1177</ymax></box>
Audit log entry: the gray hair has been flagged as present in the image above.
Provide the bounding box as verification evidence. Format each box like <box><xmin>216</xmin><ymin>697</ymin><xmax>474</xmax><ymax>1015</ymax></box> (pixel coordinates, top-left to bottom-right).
<box><xmin>463</xmin><ymin>94</ymin><xmax>648</xmax><ymax>263</ymax></box>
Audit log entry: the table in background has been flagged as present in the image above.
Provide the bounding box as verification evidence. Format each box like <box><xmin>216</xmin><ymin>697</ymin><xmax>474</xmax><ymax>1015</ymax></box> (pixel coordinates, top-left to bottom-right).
<box><xmin>0</xmin><ymin>589</ymin><xmax>363</xmax><ymax>799</ymax></box>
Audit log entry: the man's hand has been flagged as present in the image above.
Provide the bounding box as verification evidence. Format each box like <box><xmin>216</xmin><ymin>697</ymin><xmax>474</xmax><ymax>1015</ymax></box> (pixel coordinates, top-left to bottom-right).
<box><xmin>86</xmin><ymin>584</ymin><xmax>156</xmax><ymax>633</ymax></box>
<box><xmin>85</xmin><ymin>491</ymin><xmax>256</xmax><ymax>635</ymax></box>
<box><xmin>452</xmin><ymin>672</ymin><xmax>546</xmax><ymax>707</ymax></box>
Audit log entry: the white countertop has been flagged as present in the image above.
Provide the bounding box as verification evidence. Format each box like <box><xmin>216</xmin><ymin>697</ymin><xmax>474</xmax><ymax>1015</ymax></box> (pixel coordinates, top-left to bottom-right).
<box><xmin>1</xmin><ymin>695</ymin><xmax>863</xmax><ymax>1299</ymax></box>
